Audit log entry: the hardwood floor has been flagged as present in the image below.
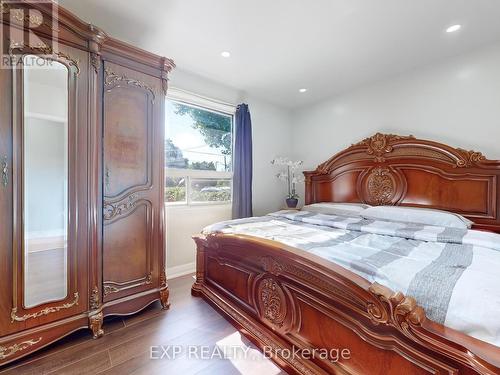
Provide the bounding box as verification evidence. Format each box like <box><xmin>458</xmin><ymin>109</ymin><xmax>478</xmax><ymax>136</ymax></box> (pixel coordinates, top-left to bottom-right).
<box><xmin>0</xmin><ymin>275</ymin><xmax>287</xmax><ymax>375</ymax></box>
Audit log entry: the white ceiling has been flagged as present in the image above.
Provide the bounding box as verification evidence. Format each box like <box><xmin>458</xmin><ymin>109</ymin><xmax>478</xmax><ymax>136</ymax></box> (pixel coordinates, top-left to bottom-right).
<box><xmin>60</xmin><ymin>0</ymin><xmax>500</xmax><ymax>108</ymax></box>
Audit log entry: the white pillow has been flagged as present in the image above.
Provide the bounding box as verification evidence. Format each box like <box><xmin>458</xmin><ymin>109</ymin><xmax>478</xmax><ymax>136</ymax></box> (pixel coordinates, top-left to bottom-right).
<box><xmin>360</xmin><ymin>206</ymin><xmax>473</xmax><ymax>229</ymax></box>
<box><xmin>302</xmin><ymin>202</ymin><xmax>371</xmax><ymax>216</ymax></box>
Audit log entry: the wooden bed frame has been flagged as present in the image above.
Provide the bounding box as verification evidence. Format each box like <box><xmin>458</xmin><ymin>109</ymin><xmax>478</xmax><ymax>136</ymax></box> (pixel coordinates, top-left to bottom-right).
<box><xmin>192</xmin><ymin>133</ymin><xmax>500</xmax><ymax>375</ymax></box>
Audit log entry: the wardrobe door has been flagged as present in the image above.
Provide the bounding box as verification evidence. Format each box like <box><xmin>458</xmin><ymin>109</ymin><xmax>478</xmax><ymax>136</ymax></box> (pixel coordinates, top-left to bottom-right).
<box><xmin>0</xmin><ymin>36</ymin><xmax>13</xmax><ymax>336</ymax></box>
<box><xmin>102</xmin><ymin>62</ymin><xmax>163</xmax><ymax>302</ymax></box>
<box><xmin>3</xmin><ymin>41</ymin><xmax>89</xmax><ymax>334</ymax></box>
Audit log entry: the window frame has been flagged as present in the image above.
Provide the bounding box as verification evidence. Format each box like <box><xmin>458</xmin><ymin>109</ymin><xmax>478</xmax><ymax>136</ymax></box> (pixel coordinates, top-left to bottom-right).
<box><xmin>165</xmin><ymin>88</ymin><xmax>236</xmax><ymax>207</ymax></box>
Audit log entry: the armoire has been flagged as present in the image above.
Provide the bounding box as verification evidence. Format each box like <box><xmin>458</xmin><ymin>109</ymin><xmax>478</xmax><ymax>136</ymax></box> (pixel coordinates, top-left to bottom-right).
<box><xmin>0</xmin><ymin>0</ymin><xmax>174</xmax><ymax>365</ymax></box>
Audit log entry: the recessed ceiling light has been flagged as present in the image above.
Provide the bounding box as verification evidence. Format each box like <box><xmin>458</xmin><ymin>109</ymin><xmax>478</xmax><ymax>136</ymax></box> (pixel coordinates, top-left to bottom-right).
<box><xmin>299</xmin><ymin>88</ymin><xmax>308</xmax><ymax>93</ymax></box>
<box><xmin>221</xmin><ymin>51</ymin><xmax>231</xmax><ymax>58</ymax></box>
<box><xmin>446</xmin><ymin>24</ymin><xmax>461</xmax><ymax>33</ymax></box>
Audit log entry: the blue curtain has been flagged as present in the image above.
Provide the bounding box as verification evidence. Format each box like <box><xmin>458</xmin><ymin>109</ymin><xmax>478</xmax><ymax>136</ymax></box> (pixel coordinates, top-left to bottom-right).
<box><xmin>232</xmin><ymin>103</ymin><xmax>253</xmax><ymax>219</ymax></box>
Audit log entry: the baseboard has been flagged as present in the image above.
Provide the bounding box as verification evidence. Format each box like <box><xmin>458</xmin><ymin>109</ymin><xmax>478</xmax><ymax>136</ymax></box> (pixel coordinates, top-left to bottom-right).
<box><xmin>167</xmin><ymin>262</ymin><xmax>196</xmax><ymax>280</ymax></box>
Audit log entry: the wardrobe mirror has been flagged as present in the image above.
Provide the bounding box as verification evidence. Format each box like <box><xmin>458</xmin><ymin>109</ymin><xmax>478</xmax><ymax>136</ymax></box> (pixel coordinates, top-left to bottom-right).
<box><xmin>22</xmin><ymin>55</ymin><xmax>69</xmax><ymax>308</ymax></box>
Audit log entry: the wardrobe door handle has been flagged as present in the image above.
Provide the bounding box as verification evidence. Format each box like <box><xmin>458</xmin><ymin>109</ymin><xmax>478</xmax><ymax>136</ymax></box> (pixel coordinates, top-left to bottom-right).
<box><xmin>2</xmin><ymin>156</ymin><xmax>8</xmax><ymax>187</ymax></box>
<box><xmin>104</xmin><ymin>166</ymin><xmax>110</xmax><ymax>192</ymax></box>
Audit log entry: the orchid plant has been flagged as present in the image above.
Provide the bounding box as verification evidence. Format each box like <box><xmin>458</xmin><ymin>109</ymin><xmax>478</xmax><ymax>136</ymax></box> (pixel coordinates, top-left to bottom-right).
<box><xmin>271</xmin><ymin>157</ymin><xmax>304</xmax><ymax>200</ymax></box>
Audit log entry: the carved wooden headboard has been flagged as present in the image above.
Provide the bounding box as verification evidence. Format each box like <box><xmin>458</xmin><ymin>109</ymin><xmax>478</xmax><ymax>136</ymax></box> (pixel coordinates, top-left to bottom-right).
<box><xmin>303</xmin><ymin>133</ymin><xmax>500</xmax><ymax>232</ymax></box>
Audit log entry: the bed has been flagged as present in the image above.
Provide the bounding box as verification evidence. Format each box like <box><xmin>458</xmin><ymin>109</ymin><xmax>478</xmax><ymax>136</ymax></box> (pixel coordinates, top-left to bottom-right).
<box><xmin>191</xmin><ymin>133</ymin><xmax>500</xmax><ymax>375</ymax></box>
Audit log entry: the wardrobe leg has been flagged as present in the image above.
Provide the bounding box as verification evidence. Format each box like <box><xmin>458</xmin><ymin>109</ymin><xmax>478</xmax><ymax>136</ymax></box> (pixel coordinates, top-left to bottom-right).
<box><xmin>160</xmin><ymin>288</ymin><xmax>171</xmax><ymax>310</ymax></box>
<box><xmin>89</xmin><ymin>312</ymin><xmax>104</xmax><ymax>339</ymax></box>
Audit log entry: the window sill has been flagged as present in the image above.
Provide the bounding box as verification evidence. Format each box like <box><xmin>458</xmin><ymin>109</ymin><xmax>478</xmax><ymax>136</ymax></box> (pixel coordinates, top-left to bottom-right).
<box><xmin>165</xmin><ymin>202</ymin><xmax>232</xmax><ymax>210</ymax></box>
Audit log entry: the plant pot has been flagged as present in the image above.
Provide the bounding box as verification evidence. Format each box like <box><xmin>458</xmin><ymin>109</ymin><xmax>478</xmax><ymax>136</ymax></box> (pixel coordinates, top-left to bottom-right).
<box><xmin>285</xmin><ymin>198</ymin><xmax>298</xmax><ymax>208</ymax></box>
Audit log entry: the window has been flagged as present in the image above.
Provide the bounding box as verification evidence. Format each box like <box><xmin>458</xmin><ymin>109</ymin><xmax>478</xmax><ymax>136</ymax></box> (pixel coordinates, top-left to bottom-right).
<box><xmin>165</xmin><ymin>89</ymin><xmax>234</xmax><ymax>205</ymax></box>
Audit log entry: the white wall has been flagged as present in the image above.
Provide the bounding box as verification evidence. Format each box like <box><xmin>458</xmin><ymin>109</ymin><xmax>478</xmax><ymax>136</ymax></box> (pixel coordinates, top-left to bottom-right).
<box><xmin>166</xmin><ymin>204</ymin><xmax>231</xmax><ymax>275</ymax></box>
<box><xmin>166</xmin><ymin>69</ymin><xmax>292</xmax><ymax>276</ymax></box>
<box><xmin>247</xmin><ymin>96</ymin><xmax>293</xmax><ymax>216</ymax></box>
<box><xmin>291</xmin><ymin>43</ymin><xmax>500</xmax><ymax>199</ymax></box>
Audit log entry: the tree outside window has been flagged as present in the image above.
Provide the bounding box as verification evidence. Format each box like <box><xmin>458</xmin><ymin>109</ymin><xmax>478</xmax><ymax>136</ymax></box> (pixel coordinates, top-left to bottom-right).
<box><xmin>165</xmin><ymin>99</ymin><xmax>233</xmax><ymax>204</ymax></box>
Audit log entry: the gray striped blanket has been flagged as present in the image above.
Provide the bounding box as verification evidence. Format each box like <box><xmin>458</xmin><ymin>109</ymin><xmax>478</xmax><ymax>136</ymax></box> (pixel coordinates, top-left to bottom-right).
<box><xmin>204</xmin><ymin>210</ymin><xmax>500</xmax><ymax>347</ymax></box>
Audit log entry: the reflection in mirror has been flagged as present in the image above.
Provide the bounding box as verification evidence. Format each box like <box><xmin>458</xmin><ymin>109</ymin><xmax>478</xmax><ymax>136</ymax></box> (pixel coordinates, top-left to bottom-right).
<box><xmin>23</xmin><ymin>55</ymin><xmax>69</xmax><ymax>308</ymax></box>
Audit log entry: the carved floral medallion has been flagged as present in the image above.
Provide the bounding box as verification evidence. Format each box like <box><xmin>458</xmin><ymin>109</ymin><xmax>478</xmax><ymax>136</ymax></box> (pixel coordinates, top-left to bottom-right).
<box><xmin>356</xmin><ymin>133</ymin><xmax>415</xmax><ymax>162</ymax></box>
<box><xmin>258</xmin><ymin>278</ymin><xmax>287</xmax><ymax>328</ymax></box>
<box><xmin>366</xmin><ymin>167</ymin><xmax>395</xmax><ymax>205</ymax></box>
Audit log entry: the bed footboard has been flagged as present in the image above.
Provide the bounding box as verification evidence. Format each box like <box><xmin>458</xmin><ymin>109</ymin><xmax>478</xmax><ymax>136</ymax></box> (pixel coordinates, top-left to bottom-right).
<box><xmin>192</xmin><ymin>233</ymin><xmax>500</xmax><ymax>375</ymax></box>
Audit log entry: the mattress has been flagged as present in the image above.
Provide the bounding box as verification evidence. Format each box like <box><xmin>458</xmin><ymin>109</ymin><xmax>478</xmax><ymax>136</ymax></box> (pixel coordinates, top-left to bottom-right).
<box><xmin>204</xmin><ymin>209</ymin><xmax>500</xmax><ymax>348</ymax></box>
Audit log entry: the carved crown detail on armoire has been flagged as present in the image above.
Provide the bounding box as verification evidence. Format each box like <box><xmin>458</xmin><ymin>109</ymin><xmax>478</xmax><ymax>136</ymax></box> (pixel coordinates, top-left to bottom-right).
<box><xmin>0</xmin><ymin>0</ymin><xmax>174</xmax><ymax>365</ymax></box>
